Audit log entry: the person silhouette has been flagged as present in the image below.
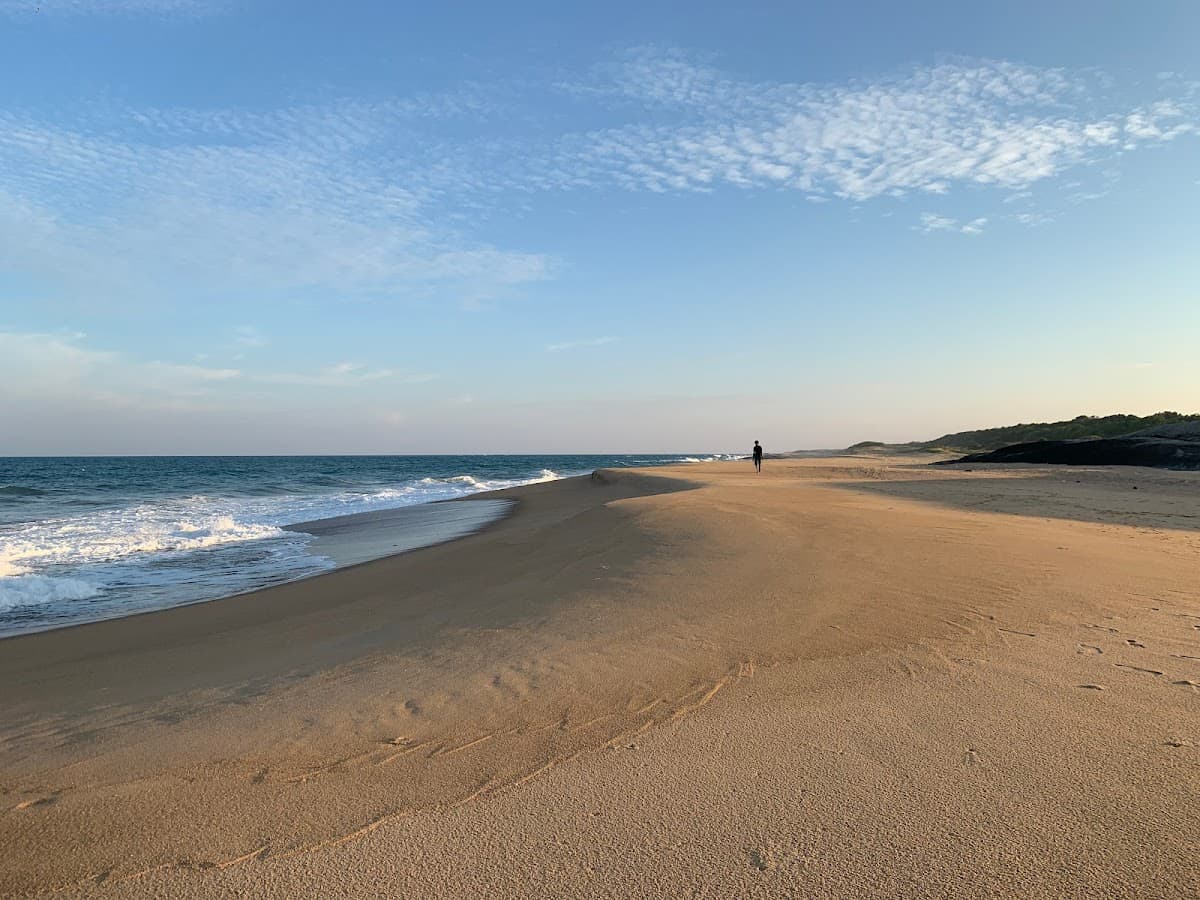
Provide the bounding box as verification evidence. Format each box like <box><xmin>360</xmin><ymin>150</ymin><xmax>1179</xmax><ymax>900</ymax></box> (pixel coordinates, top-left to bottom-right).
<box><xmin>752</xmin><ymin>440</ymin><xmax>763</xmax><ymax>473</ymax></box>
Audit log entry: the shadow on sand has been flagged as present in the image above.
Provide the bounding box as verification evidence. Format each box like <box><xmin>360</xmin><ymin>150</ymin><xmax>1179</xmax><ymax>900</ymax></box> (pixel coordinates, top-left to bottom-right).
<box><xmin>831</xmin><ymin>466</ymin><xmax>1200</xmax><ymax>533</ymax></box>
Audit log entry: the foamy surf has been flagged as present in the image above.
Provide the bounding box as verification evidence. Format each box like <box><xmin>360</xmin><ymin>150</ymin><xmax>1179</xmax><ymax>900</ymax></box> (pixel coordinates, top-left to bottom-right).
<box><xmin>0</xmin><ymin>454</ymin><xmax>730</xmax><ymax>635</ymax></box>
<box><xmin>0</xmin><ymin>574</ymin><xmax>100</xmax><ymax>611</ymax></box>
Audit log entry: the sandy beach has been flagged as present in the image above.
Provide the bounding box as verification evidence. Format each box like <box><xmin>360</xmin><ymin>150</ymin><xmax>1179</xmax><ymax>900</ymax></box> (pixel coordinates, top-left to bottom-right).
<box><xmin>2</xmin><ymin>457</ymin><xmax>1198</xmax><ymax>898</ymax></box>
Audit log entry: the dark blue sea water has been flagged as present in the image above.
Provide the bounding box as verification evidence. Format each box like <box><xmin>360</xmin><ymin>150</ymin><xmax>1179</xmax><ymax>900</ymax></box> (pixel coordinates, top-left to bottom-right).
<box><xmin>0</xmin><ymin>454</ymin><xmax>732</xmax><ymax>637</ymax></box>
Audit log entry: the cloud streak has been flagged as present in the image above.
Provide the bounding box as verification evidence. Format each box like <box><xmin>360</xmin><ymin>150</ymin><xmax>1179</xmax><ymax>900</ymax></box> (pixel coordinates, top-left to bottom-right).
<box><xmin>231</xmin><ymin>326</ymin><xmax>267</xmax><ymax>349</ymax></box>
<box><xmin>259</xmin><ymin>363</ymin><xmax>436</xmax><ymax>387</ymax></box>
<box><xmin>919</xmin><ymin>213</ymin><xmax>988</xmax><ymax>235</ymax></box>
<box><xmin>0</xmin><ymin>332</ymin><xmax>434</xmax><ymax>421</ymax></box>
<box><xmin>0</xmin><ymin>85</ymin><xmax>551</xmax><ymax>304</ymax></box>
<box><xmin>0</xmin><ymin>0</ymin><xmax>221</xmax><ymax>17</ymax></box>
<box><xmin>546</xmin><ymin>336</ymin><xmax>619</xmax><ymax>352</ymax></box>
<box><xmin>0</xmin><ymin>331</ymin><xmax>243</xmax><ymax>415</ymax></box>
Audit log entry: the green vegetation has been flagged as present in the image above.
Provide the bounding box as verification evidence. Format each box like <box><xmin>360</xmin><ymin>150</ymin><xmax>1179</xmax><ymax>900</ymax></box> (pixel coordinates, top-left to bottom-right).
<box><xmin>851</xmin><ymin>412</ymin><xmax>1200</xmax><ymax>454</ymax></box>
<box><xmin>928</xmin><ymin>412</ymin><xmax>1200</xmax><ymax>451</ymax></box>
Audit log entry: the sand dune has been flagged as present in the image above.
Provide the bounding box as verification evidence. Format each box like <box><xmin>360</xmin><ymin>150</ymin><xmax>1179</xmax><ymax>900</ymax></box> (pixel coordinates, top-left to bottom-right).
<box><xmin>1</xmin><ymin>459</ymin><xmax>1197</xmax><ymax>898</ymax></box>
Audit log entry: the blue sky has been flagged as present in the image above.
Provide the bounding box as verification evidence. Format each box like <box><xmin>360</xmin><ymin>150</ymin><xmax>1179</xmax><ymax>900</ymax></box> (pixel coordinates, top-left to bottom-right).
<box><xmin>1</xmin><ymin>0</ymin><xmax>1197</xmax><ymax>454</ymax></box>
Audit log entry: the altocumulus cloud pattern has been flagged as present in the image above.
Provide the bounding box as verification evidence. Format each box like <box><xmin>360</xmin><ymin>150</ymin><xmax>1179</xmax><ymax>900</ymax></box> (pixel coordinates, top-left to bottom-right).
<box><xmin>0</xmin><ymin>45</ymin><xmax>1196</xmax><ymax>301</ymax></box>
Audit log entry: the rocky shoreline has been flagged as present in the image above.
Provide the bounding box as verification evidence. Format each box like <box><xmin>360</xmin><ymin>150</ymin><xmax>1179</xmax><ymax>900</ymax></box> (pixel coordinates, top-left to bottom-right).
<box><xmin>942</xmin><ymin>430</ymin><xmax>1200</xmax><ymax>470</ymax></box>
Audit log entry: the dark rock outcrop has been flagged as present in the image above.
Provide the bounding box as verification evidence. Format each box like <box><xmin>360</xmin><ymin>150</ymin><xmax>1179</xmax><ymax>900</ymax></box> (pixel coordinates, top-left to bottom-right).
<box><xmin>941</xmin><ymin>436</ymin><xmax>1200</xmax><ymax>470</ymax></box>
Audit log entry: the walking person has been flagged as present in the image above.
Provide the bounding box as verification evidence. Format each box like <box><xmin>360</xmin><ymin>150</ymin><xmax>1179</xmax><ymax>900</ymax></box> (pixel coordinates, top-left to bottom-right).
<box><xmin>752</xmin><ymin>440</ymin><xmax>763</xmax><ymax>473</ymax></box>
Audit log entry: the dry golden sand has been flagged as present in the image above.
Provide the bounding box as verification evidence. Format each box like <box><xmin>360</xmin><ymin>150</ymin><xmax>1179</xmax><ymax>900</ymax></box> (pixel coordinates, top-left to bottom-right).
<box><xmin>1</xmin><ymin>457</ymin><xmax>1198</xmax><ymax>898</ymax></box>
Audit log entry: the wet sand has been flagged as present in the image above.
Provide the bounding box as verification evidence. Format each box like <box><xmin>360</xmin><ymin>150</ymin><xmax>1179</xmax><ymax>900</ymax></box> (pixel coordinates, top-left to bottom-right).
<box><xmin>285</xmin><ymin>497</ymin><xmax>515</xmax><ymax>568</ymax></box>
<box><xmin>1</xmin><ymin>458</ymin><xmax>1197</xmax><ymax>898</ymax></box>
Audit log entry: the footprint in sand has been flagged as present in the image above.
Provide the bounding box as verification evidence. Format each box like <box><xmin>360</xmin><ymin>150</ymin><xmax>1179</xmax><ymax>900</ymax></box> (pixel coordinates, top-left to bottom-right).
<box><xmin>13</xmin><ymin>795</ymin><xmax>57</xmax><ymax>811</ymax></box>
<box><xmin>403</xmin><ymin>699</ymin><xmax>421</xmax><ymax>716</ymax></box>
<box><xmin>1076</xmin><ymin>644</ymin><xmax>1103</xmax><ymax>655</ymax></box>
<box><xmin>1114</xmin><ymin>664</ymin><xmax>1163</xmax><ymax>676</ymax></box>
<box><xmin>749</xmin><ymin>847</ymin><xmax>777</xmax><ymax>872</ymax></box>
<box><xmin>962</xmin><ymin>749</ymin><xmax>980</xmax><ymax>766</ymax></box>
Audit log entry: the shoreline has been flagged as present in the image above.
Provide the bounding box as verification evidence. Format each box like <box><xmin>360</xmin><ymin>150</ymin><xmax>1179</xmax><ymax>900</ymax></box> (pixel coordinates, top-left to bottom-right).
<box><xmin>1</xmin><ymin>457</ymin><xmax>1197</xmax><ymax>897</ymax></box>
<box><xmin>0</xmin><ymin>460</ymin><xmax>735</xmax><ymax>641</ymax></box>
<box><xmin>0</xmin><ymin>495</ymin><xmax>518</xmax><ymax>642</ymax></box>
<box><xmin>284</xmin><ymin>496</ymin><xmax>516</xmax><ymax>568</ymax></box>
<box><xmin>0</xmin><ymin>480</ymin><xmax>557</xmax><ymax>642</ymax></box>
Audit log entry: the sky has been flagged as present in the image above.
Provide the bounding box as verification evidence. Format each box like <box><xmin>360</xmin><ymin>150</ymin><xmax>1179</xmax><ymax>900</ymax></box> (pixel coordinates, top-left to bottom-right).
<box><xmin>1</xmin><ymin>0</ymin><xmax>1197</xmax><ymax>454</ymax></box>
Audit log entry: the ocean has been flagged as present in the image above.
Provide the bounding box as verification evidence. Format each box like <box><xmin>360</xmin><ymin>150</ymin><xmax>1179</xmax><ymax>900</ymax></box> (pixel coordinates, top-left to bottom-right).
<box><xmin>0</xmin><ymin>454</ymin><xmax>732</xmax><ymax>638</ymax></box>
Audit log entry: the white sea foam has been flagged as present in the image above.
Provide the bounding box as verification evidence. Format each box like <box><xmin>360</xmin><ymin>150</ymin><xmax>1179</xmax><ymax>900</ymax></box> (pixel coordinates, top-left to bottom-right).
<box><xmin>418</xmin><ymin>469</ymin><xmax>558</xmax><ymax>490</ymax></box>
<box><xmin>0</xmin><ymin>467</ymin><xmax>573</xmax><ymax>620</ymax></box>
<box><xmin>0</xmin><ymin>555</ymin><xmax>28</xmax><ymax>578</ymax></box>
<box><xmin>0</xmin><ymin>459</ymin><xmax>723</xmax><ymax>635</ymax></box>
<box><xmin>0</xmin><ymin>509</ymin><xmax>288</xmax><ymax>574</ymax></box>
<box><xmin>0</xmin><ymin>574</ymin><xmax>100</xmax><ymax>610</ymax></box>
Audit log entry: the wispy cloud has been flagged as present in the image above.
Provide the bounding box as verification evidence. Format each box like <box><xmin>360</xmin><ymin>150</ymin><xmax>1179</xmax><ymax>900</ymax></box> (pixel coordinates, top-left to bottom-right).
<box><xmin>0</xmin><ymin>330</ymin><xmax>115</xmax><ymax>388</ymax></box>
<box><xmin>146</xmin><ymin>361</ymin><xmax>240</xmax><ymax>381</ymax></box>
<box><xmin>0</xmin><ymin>50</ymin><xmax>1194</xmax><ymax>309</ymax></box>
<box><xmin>0</xmin><ymin>331</ymin><xmax>431</xmax><ymax>418</ymax></box>
<box><xmin>546</xmin><ymin>336</ymin><xmax>619</xmax><ymax>352</ymax></box>
<box><xmin>1013</xmin><ymin>211</ymin><xmax>1054</xmax><ymax>226</ymax></box>
<box><xmin>0</xmin><ymin>84</ymin><xmax>550</xmax><ymax>304</ymax></box>
<box><xmin>232</xmin><ymin>325</ymin><xmax>267</xmax><ymax>349</ymax></box>
<box><xmin>258</xmin><ymin>363</ymin><xmax>436</xmax><ymax>387</ymax></box>
<box><xmin>919</xmin><ymin>213</ymin><xmax>988</xmax><ymax>235</ymax></box>
<box><xmin>0</xmin><ymin>330</ymin><xmax>239</xmax><ymax>412</ymax></box>
<box><xmin>0</xmin><ymin>0</ymin><xmax>225</xmax><ymax>15</ymax></box>
<box><xmin>0</xmin><ymin>0</ymin><xmax>222</xmax><ymax>17</ymax></box>
<box><xmin>541</xmin><ymin>50</ymin><xmax>1197</xmax><ymax>203</ymax></box>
